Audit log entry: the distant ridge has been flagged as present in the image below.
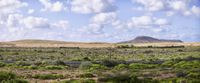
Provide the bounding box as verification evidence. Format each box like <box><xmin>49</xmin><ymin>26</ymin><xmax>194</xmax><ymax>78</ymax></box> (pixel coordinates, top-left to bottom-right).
<box><xmin>120</xmin><ymin>36</ymin><xmax>183</xmax><ymax>43</ymax></box>
<box><xmin>9</xmin><ymin>39</ymin><xmax>110</xmax><ymax>44</ymax></box>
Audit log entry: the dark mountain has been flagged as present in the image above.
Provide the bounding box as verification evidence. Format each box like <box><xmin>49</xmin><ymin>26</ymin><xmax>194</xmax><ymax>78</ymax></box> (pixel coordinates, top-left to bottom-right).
<box><xmin>120</xmin><ymin>36</ymin><xmax>183</xmax><ymax>43</ymax></box>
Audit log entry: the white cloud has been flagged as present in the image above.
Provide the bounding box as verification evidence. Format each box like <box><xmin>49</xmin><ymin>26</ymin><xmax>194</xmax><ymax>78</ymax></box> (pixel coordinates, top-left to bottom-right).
<box><xmin>39</xmin><ymin>0</ymin><xmax>66</xmax><ymax>12</ymax></box>
<box><xmin>22</xmin><ymin>16</ymin><xmax>49</xmax><ymax>29</ymax></box>
<box><xmin>133</xmin><ymin>0</ymin><xmax>164</xmax><ymax>12</ymax></box>
<box><xmin>80</xmin><ymin>23</ymin><xmax>104</xmax><ymax>34</ymax></box>
<box><xmin>0</xmin><ymin>13</ymin><xmax>71</xmax><ymax>41</ymax></box>
<box><xmin>127</xmin><ymin>16</ymin><xmax>169</xmax><ymax>28</ymax></box>
<box><xmin>91</xmin><ymin>12</ymin><xmax>116</xmax><ymax>24</ymax></box>
<box><xmin>127</xmin><ymin>16</ymin><xmax>153</xmax><ymax>28</ymax></box>
<box><xmin>6</xmin><ymin>14</ymin><xmax>23</xmax><ymax>27</ymax></box>
<box><xmin>0</xmin><ymin>0</ymin><xmax>27</xmax><ymax>14</ymax></box>
<box><xmin>52</xmin><ymin>20</ymin><xmax>70</xmax><ymax>30</ymax></box>
<box><xmin>79</xmin><ymin>12</ymin><xmax>117</xmax><ymax>34</ymax></box>
<box><xmin>71</xmin><ymin>0</ymin><xmax>116</xmax><ymax>14</ymax></box>
<box><xmin>112</xmin><ymin>20</ymin><xmax>126</xmax><ymax>29</ymax></box>
<box><xmin>133</xmin><ymin>0</ymin><xmax>200</xmax><ymax>17</ymax></box>
<box><xmin>154</xmin><ymin>18</ymin><xmax>168</xmax><ymax>26</ymax></box>
<box><xmin>191</xmin><ymin>6</ymin><xmax>200</xmax><ymax>17</ymax></box>
<box><xmin>28</xmin><ymin>9</ymin><xmax>35</xmax><ymax>14</ymax></box>
<box><xmin>169</xmin><ymin>1</ymin><xmax>187</xmax><ymax>11</ymax></box>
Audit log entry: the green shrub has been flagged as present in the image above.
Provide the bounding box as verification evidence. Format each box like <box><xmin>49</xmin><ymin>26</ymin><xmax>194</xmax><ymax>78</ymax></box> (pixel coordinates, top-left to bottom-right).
<box><xmin>54</xmin><ymin>60</ymin><xmax>66</xmax><ymax>66</ymax></box>
<box><xmin>79</xmin><ymin>61</ymin><xmax>92</xmax><ymax>70</ymax></box>
<box><xmin>98</xmin><ymin>71</ymin><xmax>158</xmax><ymax>83</ymax></box>
<box><xmin>0</xmin><ymin>71</ymin><xmax>28</xmax><ymax>83</ymax></box>
<box><xmin>129</xmin><ymin>63</ymin><xmax>156</xmax><ymax>69</ymax></box>
<box><xmin>101</xmin><ymin>60</ymin><xmax>118</xmax><ymax>67</ymax></box>
<box><xmin>32</xmin><ymin>74</ymin><xmax>64</xmax><ymax>79</ymax></box>
<box><xmin>1</xmin><ymin>79</ymin><xmax>28</xmax><ymax>83</ymax></box>
<box><xmin>187</xmin><ymin>73</ymin><xmax>200</xmax><ymax>78</ymax></box>
<box><xmin>45</xmin><ymin>65</ymin><xmax>65</xmax><ymax>70</ymax></box>
<box><xmin>81</xmin><ymin>79</ymin><xmax>95</xmax><ymax>83</ymax></box>
<box><xmin>15</xmin><ymin>61</ymin><xmax>31</xmax><ymax>66</ymax></box>
<box><xmin>83</xmin><ymin>57</ymin><xmax>91</xmax><ymax>61</ymax></box>
<box><xmin>60</xmin><ymin>79</ymin><xmax>95</xmax><ymax>83</ymax></box>
<box><xmin>80</xmin><ymin>73</ymin><xmax>95</xmax><ymax>78</ymax></box>
<box><xmin>0</xmin><ymin>62</ymin><xmax>6</xmax><ymax>67</ymax></box>
<box><xmin>161</xmin><ymin>60</ymin><xmax>175</xmax><ymax>67</ymax></box>
<box><xmin>174</xmin><ymin>60</ymin><xmax>200</xmax><ymax>69</ymax></box>
<box><xmin>24</xmin><ymin>65</ymin><xmax>38</xmax><ymax>69</ymax></box>
<box><xmin>60</xmin><ymin>79</ymin><xmax>80</xmax><ymax>83</ymax></box>
<box><xmin>89</xmin><ymin>64</ymin><xmax>106</xmax><ymax>72</ymax></box>
<box><xmin>114</xmin><ymin>64</ymin><xmax>127</xmax><ymax>70</ymax></box>
<box><xmin>0</xmin><ymin>71</ymin><xmax>16</xmax><ymax>81</ymax></box>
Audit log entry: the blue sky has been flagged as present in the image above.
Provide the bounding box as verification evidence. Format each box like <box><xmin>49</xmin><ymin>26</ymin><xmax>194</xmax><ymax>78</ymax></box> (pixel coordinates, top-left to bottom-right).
<box><xmin>0</xmin><ymin>0</ymin><xmax>200</xmax><ymax>42</ymax></box>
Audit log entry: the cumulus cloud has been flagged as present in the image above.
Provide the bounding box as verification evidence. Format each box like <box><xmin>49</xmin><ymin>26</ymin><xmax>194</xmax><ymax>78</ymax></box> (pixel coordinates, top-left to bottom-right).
<box><xmin>7</xmin><ymin>15</ymin><xmax>70</xmax><ymax>29</ymax></box>
<box><xmin>23</xmin><ymin>16</ymin><xmax>49</xmax><ymax>29</ymax></box>
<box><xmin>81</xmin><ymin>24</ymin><xmax>104</xmax><ymax>34</ymax></box>
<box><xmin>169</xmin><ymin>1</ymin><xmax>187</xmax><ymax>11</ymax></box>
<box><xmin>133</xmin><ymin>0</ymin><xmax>164</xmax><ymax>12</ymax></box>
<box><xmin>39</xmin><ymin>0</ymin><xmax>66</xmax><ymax>12</ymax></box>
<box><xmin>0</xmin><ymin>11</ymin><xmax>71</xmax><ymax>41</ymax></box>
<box><xmin>6</xmin><ymin>14</ymin><xmax>23</xmax><ymax>27</ymax></box>
<box><xmin>28</xmin><ymin>9</ymin><xmax>35</xmax><ymax>14</ymax></box>
<box><xmin>52</xmin><ymin>20</ymin><xmax>70</xmax><ymax>30</ymax></box>
<box><xmin>111</xmin><ymin>20</ymin><xmax>126</xmax><ymax>29</ymax></box>
<box><xmin>133</xmin><ymin>0</ymin><xmax>200</xmax><ymax>17</ymax></box>
<box><xmin>91</xmin><ymin>12</ymin><xmax>116</xmax><ymax>24</ymax></box>
<box><xmin>81</xmin><ymin>12</ymin><xmax>118</xmax><ymax>34</ymax></box>
<box><xmin>191</xmin><ymin>6</ymin><xmax>200</xmax><ymax>17</ymax></box>
<box><xmin>127</xmin><ymin>16</ymin><xmax>169</xmax><ymax>28</ymax></box>
<box><xmin>71</xmin><ymin>0</ymin><xmax>116</xmax><ymax>14</ymax></box>
<box><xmin>0</xmin><ymin>0</ymin><xmax>28</xmax><ymax>14</ymax></box>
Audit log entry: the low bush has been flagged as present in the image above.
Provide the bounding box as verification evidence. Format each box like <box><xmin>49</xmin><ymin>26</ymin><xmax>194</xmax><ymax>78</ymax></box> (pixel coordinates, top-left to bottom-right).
<box><xmin>0</xmin><ymin>71</ymin><xmax>16</xmax><ymax>81</ymax></box>
<box><xmin>174</xmin><ymin>60</ymin><xmax>200</xmax><ymax>69</ymax></box>
<box><xmin>161</xmin><ymin>60</ymin><xmax>175</xmax><ymax>67</ymax></box>
<box><xmin>187</xmin><ymin>73</ymin><xmax>200</xmax><ymax>78</ymax></box>
<box><xmin>0</xmin><ymin>71</ymin><xmax>28</xmax><ymax>83</ymax></box>
<box><xmin>15</xmin><ymin>61</ymin><xmax>31</xmax><ymax>66</ymax></box>
<box><xmin>1</xmin><ymin>79</ymin><xmax>28</xmax><ymax>83</ymax></box>
<box><xmin>98</xmin><ymin>71</ymin><xmax>159</xmax><ymax>83</ymax></box>
<box><xmin>129</xmin><ymin>63</ymin><xmax>156</xmax><ymax>69</ymax></box>
<box><xmin>101</xmin><ymin>60</ymin><xmax>118</xmax><ymax>67</ymax></box>
<box><xmin>80</xmin><ymin>73</ymin><xmax>95</xmax><ymax>78</ymax></box>
<box><xmin>60</xmin><ymin>79</ymin><xmax>95</xmax><ymax>83</ymax></box>
<box><xmin>23</xmin><ymin>65</ymin><xmax>38</xmax><ymax>69</ymax></box>
<box><xmin>79</xmin><ymin>61</ymin><xmax>92</xmax><ymax>70</ymax></box>
<box><xmin>89</xmin><ymin>64</ymin><xmax>107</xmax><ymax>72</ymax></box>
<box><xmin>45</xmin><ymin>65</ymin><xmax>65</xmax><ymax>70</ymax></box>
<box><xmin>32</xmin><ymin>74</ymin><xmax>64</xmax><ymax>80</ymax></box>
<box><xmin>0</xmin><ymin>62</ymin><xmax>6</xmax><ymax>67</ymax></box>
<box><xmin>114</xmin><ymin>64</ymin><xmax>127</xmax><ymax>70</ymax></box>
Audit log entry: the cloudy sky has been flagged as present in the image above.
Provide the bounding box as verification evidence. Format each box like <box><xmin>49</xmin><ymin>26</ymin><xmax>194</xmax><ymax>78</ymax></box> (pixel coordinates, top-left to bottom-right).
<box><xmin>0</xmin><ymin>0</ymin><xmax>200</xmax><ymax>42</ymax></box>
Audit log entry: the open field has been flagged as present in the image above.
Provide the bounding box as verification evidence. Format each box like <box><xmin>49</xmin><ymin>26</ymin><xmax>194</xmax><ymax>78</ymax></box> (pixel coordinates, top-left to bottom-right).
<box><xmin>0</xmin><ymin>45</ymin><xmax>200</xmax><ymax>83</ymax></box>
<box><xmin>0</xmin><ymin>40</ymin><xmax>200</xmax><ymax>48</ymax></box>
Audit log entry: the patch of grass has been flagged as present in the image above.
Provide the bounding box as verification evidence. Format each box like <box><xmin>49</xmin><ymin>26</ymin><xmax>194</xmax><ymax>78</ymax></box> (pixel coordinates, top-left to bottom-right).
<box><xmin>32</xmin><ymin>74</ymin><xmax>64</xmax><ymax>80</ymax></box>
<box><xmin>0</xmin><ymin>71</ymin><xmax>28</xmax><ymax>83</ymax></box>
<box><xmin>44</xmin><ymin>65</ymin><xmax>66</xmax><ymax>70</ymax></box>
<box><xmin>80</xmin><ymin>73</ymin><xmax>95</xmax><ymax>78</ymax></box>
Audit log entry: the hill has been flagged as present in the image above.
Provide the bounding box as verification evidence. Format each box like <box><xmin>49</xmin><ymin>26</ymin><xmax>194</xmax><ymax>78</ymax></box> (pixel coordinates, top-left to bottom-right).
<box><xmin>0</xmin><ymin>39</ymin><xmax>114</xmax><ymax>48</ymax></box>
<box><xmin>120</xmin><ymin>36</ymin><xmax>183</xmax><ymax>43</ymax></box>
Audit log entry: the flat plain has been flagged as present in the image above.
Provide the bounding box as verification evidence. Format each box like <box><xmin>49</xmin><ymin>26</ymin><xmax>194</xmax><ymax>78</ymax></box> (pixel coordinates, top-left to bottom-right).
<box><xmin>0</xmin><ymin>41</ymin><xmax>200</xmax><ymax>83</ymax></box>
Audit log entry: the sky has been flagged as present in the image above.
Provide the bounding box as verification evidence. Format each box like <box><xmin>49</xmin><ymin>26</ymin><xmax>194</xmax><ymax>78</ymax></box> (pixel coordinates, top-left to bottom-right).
<box><xmin>0</xmin><ymin>0</ymin><xmax>200</xmax><ymax>42</ymax></box>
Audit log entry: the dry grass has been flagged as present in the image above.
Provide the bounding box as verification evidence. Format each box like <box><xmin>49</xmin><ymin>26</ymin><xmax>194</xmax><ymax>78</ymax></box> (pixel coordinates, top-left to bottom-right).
<box><xmin>129</xmin><ymin>42</ymin><xmax>200</xmax><ymax>47</ymax></box>
<box><xmin>0</xmin><ymin>40</ymin><xmax>115</xmax><ymax>48</ymax></box>
<box><xmin>0</xmin><ymin>39</ymin><xmax>200</xmax><ymax>48</ymax></box>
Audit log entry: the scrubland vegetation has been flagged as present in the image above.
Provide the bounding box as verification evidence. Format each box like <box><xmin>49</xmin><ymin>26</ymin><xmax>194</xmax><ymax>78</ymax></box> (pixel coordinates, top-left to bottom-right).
<box><xmin>0</xmin><ymin>45</ymin><xmax>199</xmax><ymax>83</ymax></box>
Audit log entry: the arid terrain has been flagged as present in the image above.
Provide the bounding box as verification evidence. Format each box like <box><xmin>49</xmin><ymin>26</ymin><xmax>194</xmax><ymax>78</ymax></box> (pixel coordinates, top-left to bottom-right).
<box><xmin>0</xmin><ymin>37</ymin><xmax>200</xmax><ymax>83</ymax></box>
